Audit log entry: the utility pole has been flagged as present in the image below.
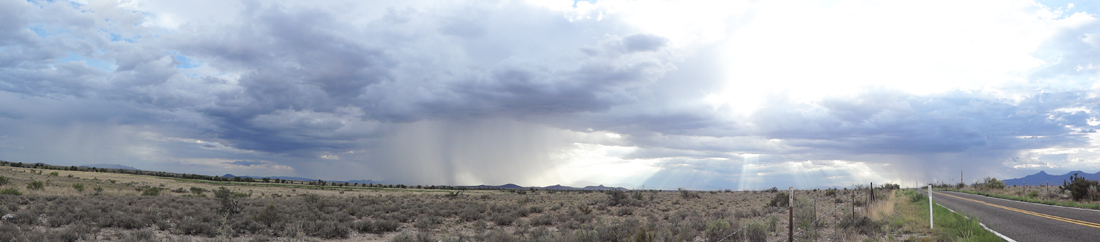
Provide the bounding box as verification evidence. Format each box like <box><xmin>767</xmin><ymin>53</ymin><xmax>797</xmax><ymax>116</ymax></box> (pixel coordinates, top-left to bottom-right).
<box><xmin>961</xmin><ymin>171</ymin><xmax>963</xmax><ymax>188</ymax></box>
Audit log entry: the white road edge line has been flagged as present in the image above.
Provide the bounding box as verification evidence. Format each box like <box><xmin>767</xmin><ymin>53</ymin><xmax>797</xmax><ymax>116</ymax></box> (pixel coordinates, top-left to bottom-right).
<box><xmin>979</xmin><ymin>222</ymin><xmax>1017</xmax><ymax>242</ymax></box>
<box><xmin>942</xmin><ymin>190</ymin><xmax>1100</xmax><ymax>213</ymax></box>
<box><xmin>937</xmin><ymin>203</ymin><xmax>1017</xmax><ymax>242</ymax></box>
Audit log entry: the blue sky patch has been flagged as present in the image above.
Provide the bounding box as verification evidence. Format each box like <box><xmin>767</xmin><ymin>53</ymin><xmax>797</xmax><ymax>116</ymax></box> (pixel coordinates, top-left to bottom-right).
<box><xmin>30</xmin><ymin>26</ymin><xmax>69</xmax><ymax>38</ymax></box>
<box><xmin>58</xmin><ymin>53</ymin><xmax>117</xmax><ymax>72</ymax></box>
<box><xmin>173</xmin><ymin>52</ymin><xmax>202</xmax><ymax>69</ymax></box>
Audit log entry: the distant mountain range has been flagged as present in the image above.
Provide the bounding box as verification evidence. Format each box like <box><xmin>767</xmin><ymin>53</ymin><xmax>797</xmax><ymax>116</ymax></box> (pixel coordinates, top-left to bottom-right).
<box><xmin>80</xmin><ymin>164</ymin><xmax>139</xmax><ymax>170</ymax></box>
<box><xmin>1003</xmin><ymin>170</ymin><xmax>1100</xmax><ymax>186</ymax></box>
<box><xmin>76</xmin><ymin>164</ymin><xmax>624</xmax><ymax>190</ymax></box>
<box><xmin>218</xmin><ymin>173</ymin><xmax>629</xmax><ymax>191</ymax></box>
<box><xmin>459</xmin><ymin>184</ymin><xmax>627</xmax><ymax>191</ymax></box>
<box><xmin>221</xmin><ymin>174</ymin><xmax>388</xmax><ymax>184</ymax></box>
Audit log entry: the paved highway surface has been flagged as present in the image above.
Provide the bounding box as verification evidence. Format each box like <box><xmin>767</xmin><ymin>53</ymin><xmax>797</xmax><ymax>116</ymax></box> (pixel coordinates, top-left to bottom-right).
<box><xmin>930</xmin><ymin>190</ymin><xmax>1100</xmax><ymax>241</ymax></box>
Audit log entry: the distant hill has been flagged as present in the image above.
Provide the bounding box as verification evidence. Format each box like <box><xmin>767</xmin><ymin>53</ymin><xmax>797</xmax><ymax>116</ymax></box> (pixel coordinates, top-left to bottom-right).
<box><xmin>80</xmin><ymin>164</ymin><xmax>139</xmax><ymax>170</ymax></box>
<box><xmin>1003</xmin><ymin>170</ymin><xmax>1100</xmax><ymax>186</ymax></box>
<box><xmin>347</xmin><ymin>179</ymin><xmax>388</xmax><ymax>185</ymax></box>
<box><xmin>221</xmin><ymin>174</ymin><xmax>388</xmax><ymax>184</ymax></box>
<box><xmin>459</xmin><ymin>183</ymin><xmax>627</xmax><ymax>191</ymax></box>
<box><xmin>581</xmin><ymin>185</ymin><xmax>625</xmax><ymax>190</ymax></box>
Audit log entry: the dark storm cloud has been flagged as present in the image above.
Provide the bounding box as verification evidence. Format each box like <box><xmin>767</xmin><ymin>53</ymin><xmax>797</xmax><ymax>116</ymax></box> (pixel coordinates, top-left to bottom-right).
<box><xmin>419</xmin><ymin>54</ymin><xmax>670</xmax><ymax>119</ymax></box>
<box><xmin>229</xmin><ymin>160</ymin><xmax>265</xmax><ymax>166</ymax></box>
<box><xmin>751</xmin><ymin>90</ymin><xmax>1093</xmax><ymax>155</ymax></box>
<box><xmin>149</xmin><ymin>1</ymin><xmax>676</xmax><ymax>156</ymax></box>
<box><xmin>622</xmin><ymin>34</ymin><xmax>669</xmax><ymax>52</ymax></box>
<box><xmin>173</xmin><ymin>2</ymin><xmax>393</xmax><ymax>108</ymax></box>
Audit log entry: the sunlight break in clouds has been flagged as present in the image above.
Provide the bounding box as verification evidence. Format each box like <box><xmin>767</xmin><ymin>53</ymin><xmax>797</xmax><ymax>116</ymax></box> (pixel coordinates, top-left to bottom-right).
<box><xmin>0</xmin><ymin>0</ymin><xmax>1098</xmax><ymax>190</ymax></box>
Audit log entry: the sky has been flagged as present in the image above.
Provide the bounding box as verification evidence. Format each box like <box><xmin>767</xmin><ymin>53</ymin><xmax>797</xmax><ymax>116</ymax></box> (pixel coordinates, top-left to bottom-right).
<box><xmin>1</xmin><ymin>0</ymin><xmax>1099</xmax><ymax>190</ymax></box>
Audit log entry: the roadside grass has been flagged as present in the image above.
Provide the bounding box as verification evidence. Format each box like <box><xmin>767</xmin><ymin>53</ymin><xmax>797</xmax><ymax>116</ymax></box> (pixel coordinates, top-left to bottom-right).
<box><xmin>897</xmin><ymin>189</ymin><xmax>1002</xmax><ymax>242</ymax></box>
<box><xmin>944</xmin><ymin>188</ymin><xmax>1100</xmax><ymax>210</ymax></box>
<box><xmin>889</xmin><ymin>190</ymin><xmax>933</xmax><ymax>238</ymax></box>
<box><xmin>868</xmin><ymin>190</ymin><xmax>897</xmax><ymax>221</ymax></box>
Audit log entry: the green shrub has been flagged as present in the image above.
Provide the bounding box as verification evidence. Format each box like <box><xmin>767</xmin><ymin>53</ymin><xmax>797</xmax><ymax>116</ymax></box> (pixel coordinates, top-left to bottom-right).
<box><xmin>215</xmin><ymin>187</ymin><xmax>231</xmax><ymax>199</ymax></box>
<box><xmin>527</xmin><ymin>206</ymin><xmax>544</xmax><ymax>214</ymax></box>
<box><xmin>48</xmin><ymin>171</ymin><xmax>59</xmax><ymax>176</ymax></box>
<box><xmin>306</xmin><ymin>221</ymin><xmax>350</xmax><ymax>239</ymax></box>
<box><xmin>704</xmin><ymin>219</ymin><xmax>732</xmax><ymax>241</ymax></box>
<box><xmin>414</xmin><ymin>215</ymin><xmax>442</xmax><ymax>231</ymax></box>
<box><xmin>1060</xmin><ymin>173</ymin><xmax>1100</xmax><ymax>201</ymax></box>
<box><xmin>490</xmin><ymin>212</ymin><xmax>517</xmax><ymax>226</ymax></box>
<box><xmin>190</xmin><ymin>186</ymin><xmax>205</xmax><ymax>196</ymax></box>
<box><xmin>795</xmin><ymin>198</ymin><xmax>819</xmax><ymax>239</ymax></box>
<box><xmin>178</xmin><ymin>217</ymin><xmax>217</xmax><ymax>236</ymax></box>
<box><xmin>982</xmin><ymin>177</ymin><xmax>1006</xmax><ymax>189</ymax></box>
<box><xmin>840</xmin><ymin>216</ymin><xmax>881</xmax><ymax>235</ymax></box>
<box><xmin>215</xmin><ymin>187</ymin><xmax>242</xmax><ymax>214</ymax></box>
<box><xmin>126</xmin><ymin>230</ymin><xmax>155</xmax><ymax>241</ymax></box>
<box><xmin>616</xmin><ymin>207</ymin><xmax>634</xmax><ymax>216</ymax></box>
<box><xmin>1028</xmin><ymin>190</ymin><xmax>1040</xmax><ymax>198</ymax></box>
<box><xmin>530</xmin><ymin>214</ymin><xmax>555</xmax><ymax>226</ymax></box>
<box><xmin>879</xmin><ymin>183</ymin><xmax>901</xmax><ymax>190</ymax></box>
<box><xmin>353</xmin><ymin>219</ymin><xmax>399</xmax><ymax>234</ymax></box>
<box><xmin>768</xmin><ymin>192</ymin><xmax>789</xmax><ymax>207</ymax></box>
<box><xmin>0</xmin><ymin>188</ymin><xmax>20</xmax><ymax>195</ymax></box>
<box><xmin>390</xmin><ymin>232</ymin><xmax>434</xmax><ymax>242</ymax></box>
<box><xmin>634</xmin><ymin>226</ymin><xmax>655</xmax><ymax>242</ymax></box>
<box><xmin>459</xmin><ymin>207</ymin><xmax>483</xmax><ymax>222</ymax></box>
<box><xmin>679</xmin><ymin>188</ymin><xmax>700</xmax><ymax>199</ymax></box>
<box><xmin>0</xmin><ymin>176</ymin><xmax>9</xmax><ymax>186</ymax></box>
<box><xmin>141</xmin><ymin>187</ymin><xmax>162</xmax><ymax>196</ymax></box>
<box><xmin>745</xmin><ymin>222</ymin><xmax>768</xmax><ymax>242</ymax></box>
<box><xmin>607</xmin><ymin>190</ymin><xmax>628</xmax><ymax>206</ymax></box>
<box><xmin>576</xmin><ymin>205</ymin><xmax>593</xmax><ymax>215</ymax></box>
<box><xmin>26</xmin><ymin>181</ymin><xmax>44</xmax><ymax>190</ymax></box>
<box><xmin>253</xmin><ymin>203</ymin><xmax>281</xmax><ymax>227</ymax></box>
<box><xmin>72</xmin><ymin>183</ymin><xmax>85</xmax><ymax>193</ymax></box>
<box><xmin>768</xmin><ymin>216</ymin><xmax>778</xmax><ymax>232</ymax></box>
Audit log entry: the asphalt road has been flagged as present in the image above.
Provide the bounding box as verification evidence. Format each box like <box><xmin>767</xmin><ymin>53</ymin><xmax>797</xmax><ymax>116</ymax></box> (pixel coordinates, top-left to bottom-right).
<box><xmin>930</xmin><ymin>190</ymin><xmax>1100</xmax><ymax>241</ymax></box>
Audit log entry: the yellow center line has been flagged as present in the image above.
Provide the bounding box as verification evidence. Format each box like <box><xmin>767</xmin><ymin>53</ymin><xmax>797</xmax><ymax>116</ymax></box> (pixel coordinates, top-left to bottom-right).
<box><xmin>936</xmin><ymin>192</ymin><xmax>1100</xmax><ymax>229</ymax></box>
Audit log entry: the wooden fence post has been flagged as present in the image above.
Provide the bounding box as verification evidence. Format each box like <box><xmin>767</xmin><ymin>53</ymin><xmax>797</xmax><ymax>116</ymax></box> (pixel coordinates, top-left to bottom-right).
<box><xmin>789</xmin><ymin>186</ymin><xmax>794</xmax><ymax>242</ymax></box>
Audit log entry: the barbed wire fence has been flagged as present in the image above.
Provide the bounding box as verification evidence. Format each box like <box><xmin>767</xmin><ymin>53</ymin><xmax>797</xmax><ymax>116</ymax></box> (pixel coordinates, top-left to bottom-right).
<box><xmin>715</xmin><ymin>185</ymin><xmax>886</xmax><ymax>242</ymax></box>
<box><xmin>792</xmin><ymin>191</ymin><xmax>870</xmax><ymax>241</ymax></box>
